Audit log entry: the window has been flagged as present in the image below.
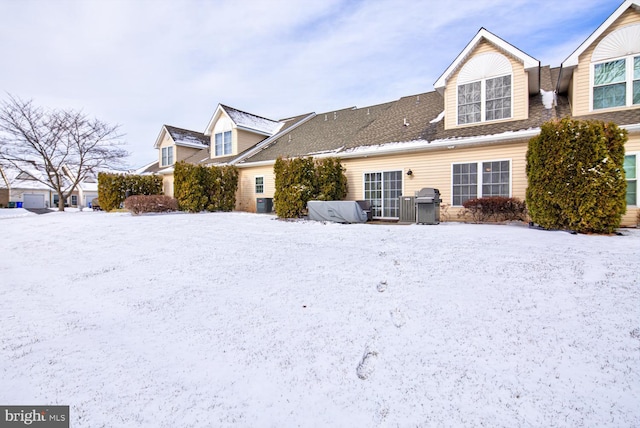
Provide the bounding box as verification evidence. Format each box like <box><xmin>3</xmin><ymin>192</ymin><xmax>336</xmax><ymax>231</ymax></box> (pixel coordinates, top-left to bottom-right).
<box><xmin>458</xmin><ymin>75</ymin><xmax>511</xmax><ymax>124</ymax></box>
<box><xmin>215</xmin><ymin>131</ymin><xmax>232</xmax><ymax>156</ymax></box>
<box><xmin>593</xmin><ymin>55</ymin><xmax>640</xmax><ymax>110</ymax></box>
<box><xmin>625</xmin><ymin>154</ymin><xmax>637</xmax><ymax>206</ymax></box>
<box><xmin>255</xmin><ymin>176</ymin><xmax>264</xmax><ymax>194</ymax></box>
<box><xmin>452</xmin><ymin>160</ymin><xmax>510</xmax><ymax>206</ymax></box>
<box><xmin>161</xmin><ymin>146</ymin><xmax>173</xmax><ymax>166</ymax></box>
<box><xmin>364</xmin><ymin>171</ymin><xmax>402</xmax><ymax>218</ymax></box>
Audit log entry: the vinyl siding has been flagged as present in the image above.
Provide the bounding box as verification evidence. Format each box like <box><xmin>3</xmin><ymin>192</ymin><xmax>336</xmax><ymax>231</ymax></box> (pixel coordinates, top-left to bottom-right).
<box><xmin>444</xmin><ymin>40</ymin><xmax>529</xmax><ymax>130</ymax></box>
<box><xmin>622</xmin><ymin>132</ymin><xmax>640</xmax><ymax>227</ymax></box>
<box><xmin>162</xmin><ymin>175</ymin><xmax>174</xmax><ymax>198</ymax></box>
<box><xmin>570</xmin><ymin>8</ymin><xmax>640</xmax><ymax>116</ymax></box>
<box><xmin>341</xmin><ymin>141</ymin><xmax>529</xmax><ymax>218</ymax></box>
<box><xmin>236</xmin><ymin>164</ymin><xmax>275</xmax><ymax>212</ymax></box>
<box><xmin>236</xmin><ymin>129</ymin><xmax>266</xmax><ymax>155</ymax></box>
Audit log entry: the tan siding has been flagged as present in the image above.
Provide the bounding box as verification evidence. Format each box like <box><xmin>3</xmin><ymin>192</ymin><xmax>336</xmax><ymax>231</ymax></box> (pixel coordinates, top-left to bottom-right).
<box><xmin>571</xmin><ymin>8</ymin><xmax>640</xmax><ymax>116</ymax></box>
<box><xmin>236</xmin><ymin>130</ymin><xmax>265</xmax><ymax>154</ymax></box>
<box><xmin>236</xmin><ymin>164</ymin><xmax>275</xmax><ymax>212</ymax></box>
<box><xmin>162</xmin><ymin>175</ymin><xmax>174</xmax><ymax>197</ymax></box>
<box><xmin>176</xmin><ymin>146</ymin><xmax>201</xmax><ymax>163</ymax></box>
<box><xmin>444</xmin><ymin>41</ymin><xmax>528</xmax><ymax>130</ymax></box>
<box><xmin>622</xmin><ymin>133</ymin><xmax>640</xmax><ymax>227</ymax></box>
<box><xmin>341</xmin><ymin>141</ymin><xmax>529</xmax><ymax>218</ymax></box>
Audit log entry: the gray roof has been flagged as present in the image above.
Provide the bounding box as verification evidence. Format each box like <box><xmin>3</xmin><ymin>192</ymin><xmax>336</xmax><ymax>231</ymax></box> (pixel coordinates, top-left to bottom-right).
<box><xmin>165</xmin><ymin>125</ymin><xmax>209</xmax><ymax>148</ymax></box>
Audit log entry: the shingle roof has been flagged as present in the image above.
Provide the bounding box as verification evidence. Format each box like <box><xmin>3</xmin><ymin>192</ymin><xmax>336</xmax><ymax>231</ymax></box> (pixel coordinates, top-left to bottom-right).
<box><xmin>221</xmin><ymin>104</ymin><xmax>283</xmax><ymax>135</ymax></box>
<box><xmin>165</xmin><ymin>125</ymin><xmax>209</xmax><ymax>148</ymax></box>
<box><xmin>238</xmin><ymin>66</ymin><xmax>567</xmax><ymax>164</ymax></box>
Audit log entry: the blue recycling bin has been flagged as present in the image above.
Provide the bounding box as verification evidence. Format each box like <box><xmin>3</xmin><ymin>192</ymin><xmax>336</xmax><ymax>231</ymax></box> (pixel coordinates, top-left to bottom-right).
<box><xmin>16</xmin><ymin>202</ymin><xmax>23</xmax><ymax>208</ymax></box>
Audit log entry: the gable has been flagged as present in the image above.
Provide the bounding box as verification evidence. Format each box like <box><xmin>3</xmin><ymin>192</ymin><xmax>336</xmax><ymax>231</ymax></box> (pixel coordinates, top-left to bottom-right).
<box><xmin>434</xmin><ymin>28</ymin><xmax>539</xmax><ymax>96</ymax></box>
<box><xmin>442</xmin><ymin>40</ymin><xmax>531</xmax><ymax>130</ymax></box>
<box><xmin>560</xmin><ymin>4</ymin><xmax>640</xmax><ymax>115</ymax></box>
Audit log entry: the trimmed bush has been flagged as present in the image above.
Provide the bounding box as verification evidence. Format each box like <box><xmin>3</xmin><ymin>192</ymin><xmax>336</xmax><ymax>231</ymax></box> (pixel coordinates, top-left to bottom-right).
<box><xmin>526</xmin><ymin>118</ymin><xmax>627</xmax><ymax>234</ymax></box>
<box><xmin>173</xmin><ymin>161</ymin><xmax>239</xmax><ymax>213</ymax></box>
<box><xmin>124</xmin><ymin>195</ymin><xmax>178</xmax><ymax>215</ymax></box>
<box><xmin>461</xmin><ymin>197</ymin><xmax>527</xmax><ymax>223</ymax></box>
<box><xmin>98</xmin><ymin>173</ymin><xmax>163</xmax><ymax>212</ymax></box>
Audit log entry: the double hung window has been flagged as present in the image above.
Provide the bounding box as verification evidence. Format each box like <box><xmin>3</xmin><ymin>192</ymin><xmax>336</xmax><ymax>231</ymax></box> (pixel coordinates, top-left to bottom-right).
<box><xmin>452</xmin><ymin>160</ymin><xmax>510</xmax><ymax>206</ymax></box>
<box><xmin>593</xmin><ymin>55</ymin><xmax>640</xmax><ymax>109</ymax></box>
<box><xmin>214</xmin><ymin>131</ymin><xmax>232</xmax><ymax>156</ymax></box>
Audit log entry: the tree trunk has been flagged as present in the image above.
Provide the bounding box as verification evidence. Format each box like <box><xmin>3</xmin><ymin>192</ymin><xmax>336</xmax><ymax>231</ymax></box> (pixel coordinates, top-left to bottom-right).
<box><xmin>57</xmin><ymin>193</ymin><xmax>65</xmax><ymax>211</ymax></box>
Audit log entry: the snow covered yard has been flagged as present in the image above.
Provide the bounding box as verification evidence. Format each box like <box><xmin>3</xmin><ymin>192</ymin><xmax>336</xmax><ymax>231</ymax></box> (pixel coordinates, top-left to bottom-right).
<box><xmin>1</xmin><ymin>211</ymin><xmax>639</xmax><ymax>427</ymax></box>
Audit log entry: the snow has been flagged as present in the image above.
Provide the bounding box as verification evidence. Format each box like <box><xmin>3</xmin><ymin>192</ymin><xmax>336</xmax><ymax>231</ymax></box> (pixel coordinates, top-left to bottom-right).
<box><xmin>541</xmin><ymin>89</ymin><xmax>556</xmax><ymax>109</ymax></box>
<box><xmin>1</xmin><ymin>211</ymin><xmax>639</xmax><ymax>427</ymax></box>
<box><xmin>225</xmin><ymin>108</ymin><xmax>283</xmax><ymax>135</ymax></box>
<box><xmin>430</xmin><ymin>110</ymin><xmax>445</xmax><ymax>123</ymax></box>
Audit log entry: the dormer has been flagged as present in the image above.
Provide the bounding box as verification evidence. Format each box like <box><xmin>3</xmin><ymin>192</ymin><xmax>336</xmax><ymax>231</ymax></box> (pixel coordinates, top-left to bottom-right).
<box><xmin>557</xmin><ymin>0</ymin><xmax>640</xmax><ymax>116</ymax></box>
<box><xmin>434</xmin><ymin>28</ymin><xmax>540</xmax><ymax>130</ymax></box>
<box><xmin>204</xmin><ymin>104</ymin><xmax>283</xmax><ymax>159</ymax></box>
<box><xmin>154</xmin><ymin>125</ymin><xmax>209</xmax><ymax>168</ymax></box>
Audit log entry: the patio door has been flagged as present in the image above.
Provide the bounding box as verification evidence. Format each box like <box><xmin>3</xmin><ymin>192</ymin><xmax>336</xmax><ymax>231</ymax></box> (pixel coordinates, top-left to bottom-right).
<box><xmin>364</xmin><ymin>170</ymin><xmax>402</xmax><ymax>219</ymax></box>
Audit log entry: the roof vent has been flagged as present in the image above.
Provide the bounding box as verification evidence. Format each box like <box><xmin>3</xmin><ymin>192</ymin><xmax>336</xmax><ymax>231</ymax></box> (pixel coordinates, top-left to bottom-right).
<box><xmin>403</xmin><ymin>118</ymin><xmax>410</xmax><ymax>127</ymax></box>
<box><xmin>334</xmin><ymin>112</ymin><xmax>337</xmax><ymax>120</ymax></box>
<box><xmin>324</xmin><ymin>114</ymin><xmax>328</xmax><ymax>121</ymax></box>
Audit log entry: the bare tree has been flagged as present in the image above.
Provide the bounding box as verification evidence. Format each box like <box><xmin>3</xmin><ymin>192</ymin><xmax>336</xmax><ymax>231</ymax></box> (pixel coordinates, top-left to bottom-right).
<box><xmin>0</xmin><ymin>94</ymin><xmax>128</xmax><ymax>210</ymax></box>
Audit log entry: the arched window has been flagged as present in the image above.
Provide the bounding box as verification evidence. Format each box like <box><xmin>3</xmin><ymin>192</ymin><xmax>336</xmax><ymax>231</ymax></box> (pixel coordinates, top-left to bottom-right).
<box><xmin>591</xmin><ymin>24</ymin><xmax>640</xmax><ymax>110</ymax></box>
<box><xmin>457</xmin><ymin>52</ymin><xmax>513</xmax><ymax>124</ymax></box>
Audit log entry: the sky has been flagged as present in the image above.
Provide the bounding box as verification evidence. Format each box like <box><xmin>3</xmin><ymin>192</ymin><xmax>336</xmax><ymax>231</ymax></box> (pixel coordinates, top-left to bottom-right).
<box><xmin>0</xmin><ymin>0</ymin><xmax>621</xmax><ymax>168</ymax></box>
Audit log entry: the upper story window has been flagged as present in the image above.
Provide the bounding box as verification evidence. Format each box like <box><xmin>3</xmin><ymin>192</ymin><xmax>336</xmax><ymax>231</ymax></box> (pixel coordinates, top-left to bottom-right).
<box><xmin>591</xmin><ymin>24</ymin><xmax>640</xmax><ymax>110</ymax></box>
<box><xmin>214</xmin><ymin>131</ymin><xmax>232</xmax><ymax>156</ymax></box>
<box><xmin>161</xmin><ymin>146</ymin><xmax>173</xmax><ymax>166</ymax></box>
<box><xmin>593</xmin><ymin>55</ymin><xmax>640</xmax><ymax>109</ymax></box>
<box><xmin>456</xmin><ymin>53</ymin><xmax>513</xmax><ymax>125</ymax></box>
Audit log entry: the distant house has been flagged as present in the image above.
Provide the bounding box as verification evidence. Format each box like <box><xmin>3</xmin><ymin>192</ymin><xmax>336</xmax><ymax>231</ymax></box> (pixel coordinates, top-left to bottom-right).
<box><xmin>139</xmin><ymin>0</ymin><xmax>640</xmax><ymax>226</ymax></box>
<box><xmin>0</xmin><ymin>160</ymin><xmax>100</xmax><ymax>209</ymax></box>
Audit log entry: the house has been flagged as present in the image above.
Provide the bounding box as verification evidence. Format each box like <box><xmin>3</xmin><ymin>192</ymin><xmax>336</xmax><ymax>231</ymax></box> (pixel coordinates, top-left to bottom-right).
<box><xmin>0</xmin><ymin>160</ymin><xmax>100</xmax><ymax>209</ymax></box>
<box><xmin>140</xmin><ymin>0</ymin><xmax>640</xmax><ymax>226</ymax></box>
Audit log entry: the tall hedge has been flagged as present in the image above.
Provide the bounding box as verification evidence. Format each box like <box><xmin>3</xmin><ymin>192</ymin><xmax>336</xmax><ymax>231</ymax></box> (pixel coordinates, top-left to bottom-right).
<box><xmin>315</xmin><ymin>157</ymin><xmax>348</xmax><ymax>201</ymax></box>
<box><xmin>274</xmin><ymin>157</ymin><xmax>317</xmax><ymax>218</ymax></box>
<box><xmin>173</xmin><ymin>161</ymin><xmax>239</xmax><ymax>212</ymax></box>
<box><xmin>97</xmin><ymin>173</ymin><xmax>163</xmax><ymax>211</ymax></box>
<box><xmin>526</xmin><ymin>118</ymin><xmax>627</xmax><ymax>234</ymax></box>
<box><xmin>273</xmin><ymin>156</ymin><xmax>348</xmax><ymax>218</ymax></box>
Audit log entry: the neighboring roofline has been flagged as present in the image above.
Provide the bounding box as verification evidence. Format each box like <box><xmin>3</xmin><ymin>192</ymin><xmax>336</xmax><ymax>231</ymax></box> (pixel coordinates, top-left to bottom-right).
<box><xmin>557</xmin><ymin>0</ymin><xmax>640</xmax><ymax>93</ymax></box>
<box><xmin>135</xmin><ymin>160</ymin><xmax>158</xmax><ymax>174</ymax></box>
<box><xmin>433</xmin><ymin>27</ymin><xmax>540</xmax><ymax>95</ymax></box>
<box><xmin>231</xmin><ymin>113</ymin><xmax>317</xmax><ymax>165</ymax></box>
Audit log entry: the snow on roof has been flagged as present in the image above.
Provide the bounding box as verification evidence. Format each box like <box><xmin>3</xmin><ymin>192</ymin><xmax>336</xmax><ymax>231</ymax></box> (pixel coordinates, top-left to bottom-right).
<box><xmin>430</xmin><ymin>111</ymin><xmax>445</xmax><ymax>124</ymax></box>
<box><xmin>541</xmin><ymin>90</ymin><xmax>556</xmax><ymax>109</ymax></box>
<box><xmin>223</xmin><ymin>106</ymin><xmax>283</xmax><ymax>135</ymax></box>
<box><xmin>0</xmin><ymin>160</ymin><xmax>53</xmax><ymax>190</ymax></box>
<box><xmin>337</xmin><ymin>128</ymin><xmax>542</xmax><ymax>158</ymax></box>
<box><xmin>166</xmin><ymin>126</ymin><xmax>209</xmax><ymax>149</ymax></box>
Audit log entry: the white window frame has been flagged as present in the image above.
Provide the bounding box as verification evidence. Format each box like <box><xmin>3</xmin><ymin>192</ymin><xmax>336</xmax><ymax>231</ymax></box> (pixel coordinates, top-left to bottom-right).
<box><xmin>625</xmin><ymin>152</ymin><xmax>638</xmax><ymax>207</ymax></box>
<box><xmin>363</xmin><ymin>170</ymin><xmax>403</xmax><ymax>219</ymax></box>
<box><xmin>161</xmin><ymin>146</ymin><xmax>174</xmax><ymax>166</ymax></box>
<box><xmin>591</xmin><ymin>54</ymin><xmax>640</xmax><ymax>111</ymax></box>
<box><xmin>451</xmin><ymin>159</ymin><xmax>512</xmax><ymax>206</ymax></box>
<box><xmin>255</xmin><ymin>176</ymin><xmax>264</xmax><ymax>194</ymax></box>
<box><xmin>214</xmin><ymin>131</ymin><xmax>233</xmax><ymax>157</ymax></box>
<box><xmin>457</xmin><ymin>73</ymin><xmax>513</xmax><ymax>125</ymax></box>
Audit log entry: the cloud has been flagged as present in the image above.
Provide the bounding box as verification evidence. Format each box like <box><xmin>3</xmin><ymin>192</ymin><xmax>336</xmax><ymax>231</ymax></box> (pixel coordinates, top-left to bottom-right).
<box><xmin>0</xmin><ymin>0</ymin><xmax>621</xmax><ymax>167</ymax></box>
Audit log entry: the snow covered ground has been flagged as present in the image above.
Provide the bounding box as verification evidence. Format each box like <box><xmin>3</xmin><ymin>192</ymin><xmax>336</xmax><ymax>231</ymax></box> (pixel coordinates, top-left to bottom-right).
<box><xmin>1</xmin><ymin>210</ymin><xmax>639</xmax><ymax>427</ymax></box>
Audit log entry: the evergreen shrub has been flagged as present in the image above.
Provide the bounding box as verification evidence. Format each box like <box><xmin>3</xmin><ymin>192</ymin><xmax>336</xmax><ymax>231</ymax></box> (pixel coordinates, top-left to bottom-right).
<box><xmin>98</xmin><ymin>173</ymin><xmax>163</xmax><ymax>211</ymax></box>
<box><xmin>526</xmin><ymin>118</ymin><xmax>627</xmax><ymax>233</ymax></box>
<box><xmin>173</xmin><ymin>161</ymin><xmax>239</xmax><ymax>213</ymax></box>
<box><xmin>273</xmin><ymin>156</ymin><xmax>348</xmax><ymax>218</ymax></box>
